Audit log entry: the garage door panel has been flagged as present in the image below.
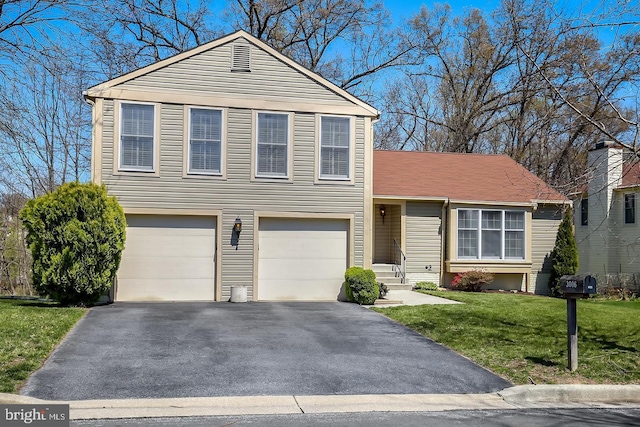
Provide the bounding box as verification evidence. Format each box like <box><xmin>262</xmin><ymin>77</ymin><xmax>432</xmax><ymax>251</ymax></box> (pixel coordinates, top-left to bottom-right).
<box><xmin>126</xmin><ymin>215</ymin><xmax>215</xmax><ymax>229</ymax></box>
<box><xmin>260</xmin><ymin>236</ymin><xmax>346</xmax><ymax>258</ymax></box>
<box><xmin>116</xmin><ymin>279</ymin><xmax>215</xmax><ymax>301</ymax></box>
<box><xmin>117</xmin><ymin>215</ymin><xmax>216</xmax><ymax>301</ymax></box>
<box><xmin>260</xmin><ymin>258</ymin><xmax>346</xmax><ymax>281</ymax></box>
<box><xmin>118</xmin><ymin>257</ymin><xmax>213</xmax><ymax>279</ymax></box>
<box><xmin>258</xmin><ymin>218</ymin><xmax>348</xmax><ymax>301</ymax></box>
<box><xmin>258</xmin><ymin>279</ymin><xmax>343</xmax><ymax>301</ymax></box>
<box><xmin>123</xmin><ymin>235</ymin><xmax>214</xmax><ymax>257</ymax></box>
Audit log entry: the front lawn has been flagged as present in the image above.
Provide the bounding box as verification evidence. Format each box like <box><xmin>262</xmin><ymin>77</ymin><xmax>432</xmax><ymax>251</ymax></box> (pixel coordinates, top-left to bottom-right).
<box><xmin>0</xmin><ymin>299</ymin><xmax>86</xmax><ymax>393</ymax></box>
<box><xmin>372</xmin><ymin>292</ymin><xmax>640</xmax><ymax>385</ymax></box>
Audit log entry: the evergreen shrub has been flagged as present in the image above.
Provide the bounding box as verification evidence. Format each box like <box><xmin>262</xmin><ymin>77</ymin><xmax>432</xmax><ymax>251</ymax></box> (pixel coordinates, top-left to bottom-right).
<box><xmin>344</xmin><ymin>266</ymin><xmax>379</xmax><ymax>305</ymax></box>
<box><xmin>548</xmin><ymin>208</ymin><xmax>579</xmax><ymax>297</ymax></box>
<box><xmin>20</xmin><ymin>182</ymin><xmax>126</xmax><ymax>306</ymax></box>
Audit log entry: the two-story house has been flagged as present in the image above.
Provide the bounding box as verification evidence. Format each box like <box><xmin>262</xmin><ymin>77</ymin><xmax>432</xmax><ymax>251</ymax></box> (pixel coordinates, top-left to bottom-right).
<box><xmin>85</xmin><ymin>30</ymin><xmax>567</xmax><ymax>302</ymax></box>
<box><xmin>574</xmin><ymin>141</ymin><xmax>640</xmax><ymax>280</ymax></box>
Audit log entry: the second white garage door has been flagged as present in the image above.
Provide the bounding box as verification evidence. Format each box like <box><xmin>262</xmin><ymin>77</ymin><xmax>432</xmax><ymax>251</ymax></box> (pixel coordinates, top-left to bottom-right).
<box><xmin>258</xmin><ymin>218</ymin><xmax>349</xmax><ymax>301</ymax></box>
<box><xmin>116</xmin><ymin>215</ymin><xmax>216</xmax><ymax>301</ymax></box>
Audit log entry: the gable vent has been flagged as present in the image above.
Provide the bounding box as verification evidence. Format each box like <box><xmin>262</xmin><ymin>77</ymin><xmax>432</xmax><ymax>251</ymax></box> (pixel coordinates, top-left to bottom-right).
<box><xmin>231</xmin><ymin>44</ymin><xmax>251</xmax><ymax>72</ymax></box>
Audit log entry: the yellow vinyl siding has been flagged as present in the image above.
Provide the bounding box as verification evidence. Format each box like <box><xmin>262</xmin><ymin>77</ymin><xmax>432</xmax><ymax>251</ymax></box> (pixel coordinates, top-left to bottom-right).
<box><xmin>114</xmin><ymin>38</ymin><xmax>353</xmax><ymax>107</ymax></box>
<box><xmin>405</xmin><ymin>202</ymin><xmax>443</xmax><ymax>285</ymax></box>
<box><xmin>531</xmin><ymin>205</ymin><xmax>563</xmax><ymax>294</ymax></box>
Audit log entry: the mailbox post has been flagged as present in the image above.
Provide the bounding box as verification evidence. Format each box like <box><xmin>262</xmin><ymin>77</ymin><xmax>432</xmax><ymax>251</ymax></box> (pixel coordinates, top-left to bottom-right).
<box><xmin>559</xmin><ymin>274</ymin><xmax>597</xmax><ymax>371</ymax></box>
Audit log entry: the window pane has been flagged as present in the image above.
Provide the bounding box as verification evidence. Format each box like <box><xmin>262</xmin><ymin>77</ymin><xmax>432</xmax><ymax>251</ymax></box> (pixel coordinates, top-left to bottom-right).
<box><xmin>482</xmin><ymin>211</ymin><xmax>501</xmax><ymax>229</ymax></box>
<box><xmin>625</xmin><ymin>194</ymin><xmax>635</xmax><ymax>224</ymax></box>
<box><xmin>482</xmin><ymin>230</ymin><xmax>501</xmax><ymax>258</ymax></box>
<box><xmin>505</xmin><ymin>231</ymin><xmax>525</xmax><ymax>258</ymax></box>
<box><xmin>581</xmin><ymin>198</ymin><xmax>588</xmax><ymax>226</ymax></box>
<box><xmin>321</xmin><ymin>147</ymin><xmax>349</xmax><ymax>177</ymax></box>
<box><xmin>190</xmin><ymin>109</ymin><xmax>221</xmax><ymax>173</ymax></box>
<box><xmin>121</xmin><ymin>136</ymin><xmax>153</xmax><ymax>169</ymax></box>
<box><xmin>258</xmin><ymin>113</ymin><xmax>288</xmax><ymax>145</ymax></box>
<box><xmin>458</xmin><ymin>210</ymin><xmax>479</xmax><ymax>258</ymax></box>
<box><xmin>257</xmin><ymin>142</ymin><xmax>287</xmax><ymax>175</ymax></box>
<box><xmin>321</xmin><ymin>117</ymin><xmax>349</xmax><ymax>147</ymax></box>
<box><xmin>191</xmin><ymin>109</ymin><xmax>221</xmax><ymax>141</ymax></box>
<box><xmin>190</xmin><ymin>141</ymin><xmax>221</xmax><ymax>172</ymax></box>
<box><xmin>481</xmin><ymin>211</ymin><xmax>502</xmax><ymax>258</ymax></box>
<box><xmin>505</xmin><ymin>211</ymin><xmax>524</xmax><ymax>230</ymax></box>
<box><xmin>257</xmin><ymin>113</ymin><xmax>288</xmax><ymax>176</ymax></box>
<box><xmin>458</xmin><ymin>210</ymin><xmax>478</xmax><ymax>229</ymax></box>
<box><xmin>121</xmin><ymin>104</ymin><xmax>154</xmax><ymax>169</ymax></box>
<box><xmin>122</xmin><ymin>104</ymin><xmax>154</xmax><ymax>136</ymax></box>
<box><xmin>320</xmin><ymin>117</ymin><xmax>350</xmax><ymax>178</ymax></box>
<box><xmin>458</xmin><ymin>230</ymin><xmax>478</xmax><ymax>258</ymax></box>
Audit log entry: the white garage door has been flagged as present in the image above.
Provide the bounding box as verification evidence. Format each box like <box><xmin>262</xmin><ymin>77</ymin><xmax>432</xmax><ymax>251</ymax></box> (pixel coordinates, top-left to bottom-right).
<box><xmin>117</xmin><ymin>215</ymin><xmax>216</xmax><ymax>301</ymax></box>
<box><xmin>258</xmin><ymin>218</ymin><xmax>348</xmax><ymax>301</ymax></box>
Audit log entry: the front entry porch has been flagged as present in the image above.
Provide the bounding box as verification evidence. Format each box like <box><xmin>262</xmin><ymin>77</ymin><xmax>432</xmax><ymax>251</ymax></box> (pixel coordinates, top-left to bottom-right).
<box><xmin>373</xmin><ymin>202</ymin><xmax>406</xmax><ymax>284</ymax></box>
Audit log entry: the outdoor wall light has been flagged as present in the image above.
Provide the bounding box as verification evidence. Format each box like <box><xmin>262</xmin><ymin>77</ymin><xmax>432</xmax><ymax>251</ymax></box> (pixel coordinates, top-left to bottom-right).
<box><xmin>234</xmin><ymin>216</ymin><xmax>242</xmax><ymax>233</ymax></box>
<box><xmin>380</xmin><ymin>205</ymin><xmax>386</xmax><ymax>224</ymax></box>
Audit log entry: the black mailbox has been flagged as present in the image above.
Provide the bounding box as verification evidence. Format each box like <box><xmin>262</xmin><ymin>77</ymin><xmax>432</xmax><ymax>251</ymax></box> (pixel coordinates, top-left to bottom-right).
<box><xmin>560</xmin><ymin>274</ymin><xmax>597</xmax><ymax>295</ymax></box>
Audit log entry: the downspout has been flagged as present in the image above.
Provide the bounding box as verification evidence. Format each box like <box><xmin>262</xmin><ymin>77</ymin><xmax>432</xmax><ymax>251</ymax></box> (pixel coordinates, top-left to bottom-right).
<box><xmin>83</xmin><ymin>94</ymin><xmax>96</xmax><ymax>184</ymax></box>
<box><xmin>439</xmin><ymin>199</ymin><xmax>449</xmax><ymax>287</ymax></box>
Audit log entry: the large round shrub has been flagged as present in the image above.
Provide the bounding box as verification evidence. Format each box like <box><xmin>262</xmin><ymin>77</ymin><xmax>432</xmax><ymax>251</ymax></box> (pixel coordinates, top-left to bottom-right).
<box><xmin>19</xmin><ymin>182</ymin><xmax>126</xmax><ymax>306</ymax></box>
<box><xmin>344</xmin><ymin>267</ymin><xmax>379</xmax><ymax>305</ymax></box>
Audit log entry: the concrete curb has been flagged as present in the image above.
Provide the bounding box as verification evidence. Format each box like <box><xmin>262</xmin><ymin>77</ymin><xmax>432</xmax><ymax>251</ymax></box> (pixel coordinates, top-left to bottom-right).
<box><xmin>498</xmin><ymin>384</ymin><xmax>640</xmax><ymax>404</ymax></box>
<box><xmin>2</xmin><ymin>385</ymin><xmax>639</xmax><ymax>420</ymax></box>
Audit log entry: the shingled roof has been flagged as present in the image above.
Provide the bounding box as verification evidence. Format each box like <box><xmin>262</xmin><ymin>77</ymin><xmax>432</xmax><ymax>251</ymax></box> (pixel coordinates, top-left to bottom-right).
<box><xmin>621</xmin><ymin>161</ymin><xmax>640</xmax><ymax>188</ymax></box>
<box><xmin>373</xmin><ymin>150</ymin><xmax>566</xmax><ymax>204</ymax></box>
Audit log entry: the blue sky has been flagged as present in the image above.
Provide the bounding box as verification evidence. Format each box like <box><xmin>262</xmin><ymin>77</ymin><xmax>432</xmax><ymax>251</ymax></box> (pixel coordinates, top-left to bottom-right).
<box><xmin>386</xmin><ymin>0</ymin><xmax>500</xmax><ymax>22</ymax></box>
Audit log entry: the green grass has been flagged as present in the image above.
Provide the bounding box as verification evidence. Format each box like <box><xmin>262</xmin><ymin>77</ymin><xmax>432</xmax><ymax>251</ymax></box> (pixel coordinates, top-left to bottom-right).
<box><xmin>372</xmin><ymin>292</ymin><xmax>640</xmax><ymax>385</ymax></box>
<box><xmin>0</xmin><ymin>299</ymin><xmax>86</xmax><ymax>393</ymax></box>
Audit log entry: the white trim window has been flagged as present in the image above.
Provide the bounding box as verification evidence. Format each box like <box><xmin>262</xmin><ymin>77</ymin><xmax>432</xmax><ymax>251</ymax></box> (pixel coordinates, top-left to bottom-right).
<box><xmin>624</xmin><ymin>193</ymin><xmax>635</xmax><ymax>224</ymax></box>
<box><xmin>120</xmin><ymin>103</ymin><xmax>155</xmax><ymax>171</ymax></box>
<box><xmin>189</xmin><ymin>108</ymin><xmax>222</xmax><ymax>174</ymax></box>
<box><xmin>256</xmin><ymin>112</ymin><xmax>288</xmax><ymax>177</ymax></box>
<box><xmin>320</xmin><ymin>116</ymin><xmax>350</xmax><ymax>179</ymax></box>
<box><xmin>458</xmin><ymin>209</ymin><xmax>525</xmax><ymax>260</ymax></box>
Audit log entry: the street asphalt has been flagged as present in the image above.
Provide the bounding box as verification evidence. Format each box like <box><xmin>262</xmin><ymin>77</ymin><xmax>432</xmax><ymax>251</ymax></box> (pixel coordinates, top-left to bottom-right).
<box><xmin>69</xmin><ymin>408</ymin><xmax>640</xmax><ymax>427</ymax></box>
<box><xmin>20</xmin><ymin>302</ymin><xmax>511</xmax><ymax>400</ymax></box>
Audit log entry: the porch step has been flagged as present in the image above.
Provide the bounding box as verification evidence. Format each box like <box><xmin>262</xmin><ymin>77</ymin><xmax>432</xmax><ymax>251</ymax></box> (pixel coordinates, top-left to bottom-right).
<box><xmin>372</xmin><ymin>263</ymin><xmax>406</xmax><ymax>286</ymax></box>
<box><xmin>384</xmin><ymin>283</ymin><xmax>413</xmax><ymax>291</ymax></box>
<box><xmin>371</xmin><ymin>263</ymin><xmax>396</xmax><ymax>273</ymax></box>
<box><xmin>373</xmin><ymin>298</ymin><xmax>404</xmax><ymax>305</ymax></box>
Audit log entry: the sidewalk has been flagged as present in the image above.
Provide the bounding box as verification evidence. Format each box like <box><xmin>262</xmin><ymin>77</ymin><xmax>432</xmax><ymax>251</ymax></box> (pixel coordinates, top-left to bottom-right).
<box><xmin>375</xmin><ymin>289</ymin><xmax>463</xmax><ymax>307</ymax></box>
<box><xmin>2</xmin><ymin>385</ymin><xmax>639</xmax><ymax>420</ymax></box>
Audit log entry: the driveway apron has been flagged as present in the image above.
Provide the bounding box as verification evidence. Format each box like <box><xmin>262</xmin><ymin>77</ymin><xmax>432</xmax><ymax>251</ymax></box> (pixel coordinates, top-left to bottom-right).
<box><xmin>21</xmin><ymin>302</ymin><xmax>511</xmax><ymax>400</ymax></box>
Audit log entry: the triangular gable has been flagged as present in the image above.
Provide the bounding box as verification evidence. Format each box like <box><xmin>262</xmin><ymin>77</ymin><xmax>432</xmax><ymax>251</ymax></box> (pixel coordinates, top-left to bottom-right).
<box><xmin>84</xmin><ymin>30</ymin><xmax>379</xmax><ymax>117</ymax></box>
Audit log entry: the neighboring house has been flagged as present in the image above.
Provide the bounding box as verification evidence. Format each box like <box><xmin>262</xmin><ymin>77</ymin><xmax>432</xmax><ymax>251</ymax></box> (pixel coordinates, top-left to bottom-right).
<box><xmin>373</xmin><ymin>151</ymin><xmax>567</xmax><ymax>294</ymax></box>
<box><xmin>573</xmin><ymin>141</ymin><xmax>640</xmax><ymax>279</ymax></box>
<box><xmin>85</xmin><ymin>30</ymin><xmax>567</xmax><ymax>302</ymax></box>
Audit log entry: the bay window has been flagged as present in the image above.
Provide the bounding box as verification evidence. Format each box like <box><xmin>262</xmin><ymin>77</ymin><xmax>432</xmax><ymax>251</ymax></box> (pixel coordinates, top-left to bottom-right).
<box><xmin>457</xmin><ymin>209</ymin><xmax>525</xmax><ymax>260</ymax></box>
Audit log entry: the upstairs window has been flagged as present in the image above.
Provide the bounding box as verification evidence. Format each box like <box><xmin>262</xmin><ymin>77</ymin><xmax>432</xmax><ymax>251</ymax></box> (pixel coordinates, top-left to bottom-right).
<box><xmin>256</xmin><ymin>112</ymin><xmax>289</xmax><ymax>178</ymax></box>
<box><xmin>120</xmin><ymin>103</ymin><xmax>155</xmax><ymax>171</ymax></box>
<box><xmin>581</xmin><ymin>198</ymin><xmax>588</xmax><ymax>226</ymax></box>
<box><xmin>189</xmin><ymin>108</ymin><xmax>222</xmax><ymax>174</ymax></box>
<box><xmin>320</xmin><ymin>116</ymin><xmax>350</xmax><ymax>179</ymax></box>
<box><xmin>625</xmin><ymin>193</ymin><xmax>636</xmax><ymax>224</ymax></box>
<box><xmin>457</xmin><ymin>209</ymin><xmax>525</xmax><ymax>260</ymax></box>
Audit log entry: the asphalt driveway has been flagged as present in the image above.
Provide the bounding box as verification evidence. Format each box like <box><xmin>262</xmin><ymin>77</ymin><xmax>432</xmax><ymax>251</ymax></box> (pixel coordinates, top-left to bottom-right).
<box><xmin>21</xmin><ymin>302</ymin><xmax>511</xmax><ymax>400</ymax></box>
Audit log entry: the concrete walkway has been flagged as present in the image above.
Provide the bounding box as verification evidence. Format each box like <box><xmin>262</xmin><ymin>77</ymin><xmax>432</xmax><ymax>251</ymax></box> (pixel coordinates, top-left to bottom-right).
<box><xmin>374</xmin><ymin>290</ymin><xmax>462</xmax><ymax>307</ymax></box>
<box><xmin>2</xmin><ymin>385</ymin><xmax>640</xmax><ymax>420</ymax></box>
